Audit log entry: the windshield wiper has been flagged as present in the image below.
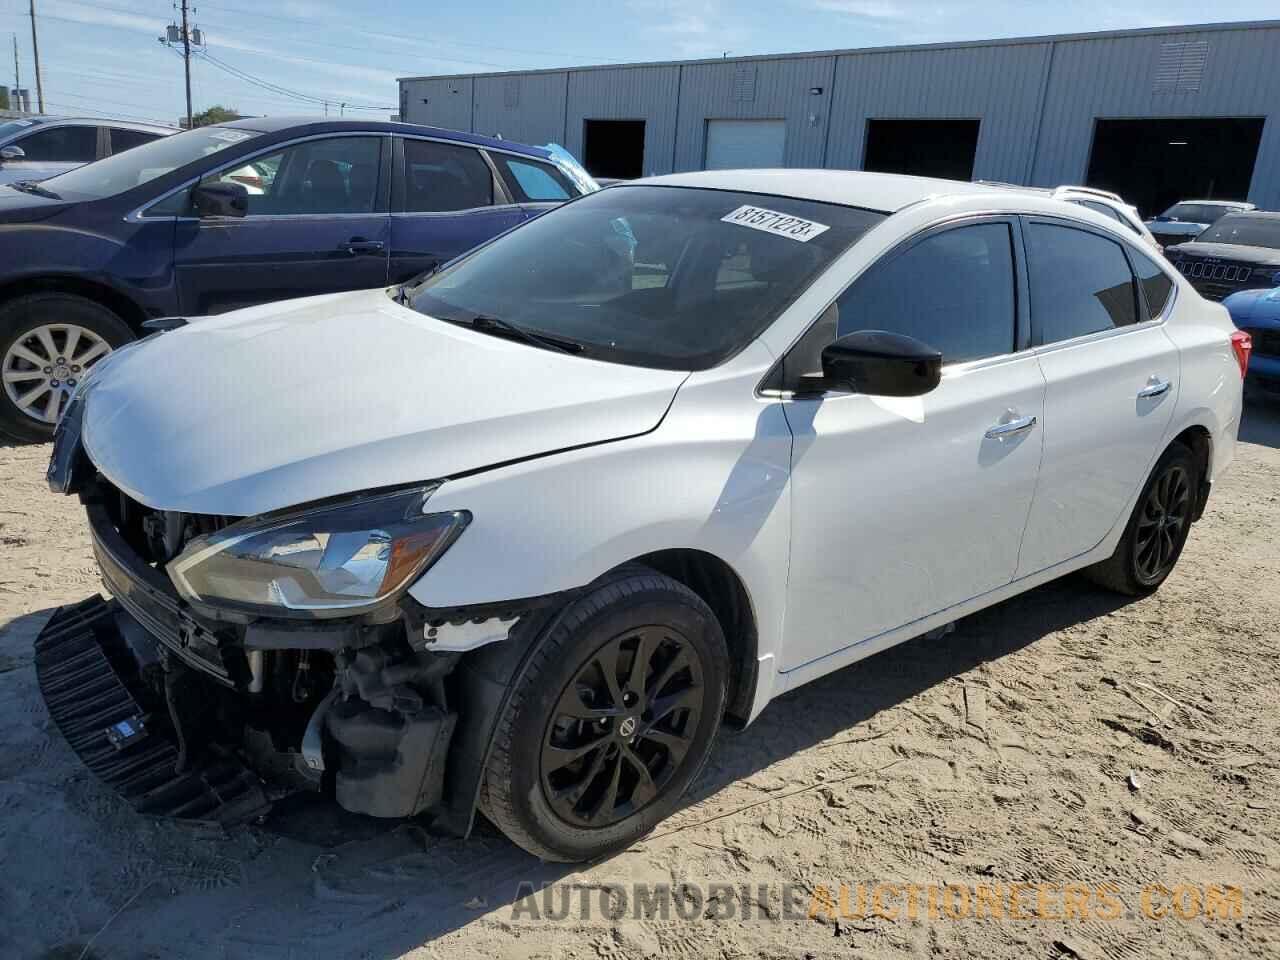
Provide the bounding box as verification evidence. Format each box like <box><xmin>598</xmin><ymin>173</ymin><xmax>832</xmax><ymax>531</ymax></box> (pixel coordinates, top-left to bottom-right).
<box><xmin>11</xmin><ymin>180</ymin><xmax>61</xmax><ymax>200</ymax></box>
<box><xmin>469</xmin><ymin>315</ymin><xmax>584</xmax><ymax>355</ymax></box>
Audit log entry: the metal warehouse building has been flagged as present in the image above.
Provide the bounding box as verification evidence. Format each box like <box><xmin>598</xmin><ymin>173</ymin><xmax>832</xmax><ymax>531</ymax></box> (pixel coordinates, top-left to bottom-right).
<box><xmin>399</xmin><ymin>20</ymin><xmax>1280</xmax><ymax>217</ymax></box>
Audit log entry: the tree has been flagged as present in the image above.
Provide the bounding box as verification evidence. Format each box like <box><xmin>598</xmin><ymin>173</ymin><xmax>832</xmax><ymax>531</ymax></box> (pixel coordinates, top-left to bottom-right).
<box><xmin>0</xmin><ymin>88</ymin><xmax>9</xmax><ymax>111</ymax></box>
<box><xmin>191</xmin><ymin>105</ymin><xmax>241</xmax><ymax>128</ymax></box>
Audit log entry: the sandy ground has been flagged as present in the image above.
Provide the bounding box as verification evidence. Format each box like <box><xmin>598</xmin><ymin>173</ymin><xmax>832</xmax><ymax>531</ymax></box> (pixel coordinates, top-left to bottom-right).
<box><xmin>1</xmin><ymin>400</ymin><xmax>1277</xmax><ymax>960</ymax></box>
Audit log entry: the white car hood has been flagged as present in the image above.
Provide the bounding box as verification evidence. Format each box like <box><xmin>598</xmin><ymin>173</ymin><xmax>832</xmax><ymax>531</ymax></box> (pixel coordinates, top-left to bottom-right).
<box><xmin>83</xmin><ymin>289</ymin><xmax>688</xmax><ymax>516</ymax></box>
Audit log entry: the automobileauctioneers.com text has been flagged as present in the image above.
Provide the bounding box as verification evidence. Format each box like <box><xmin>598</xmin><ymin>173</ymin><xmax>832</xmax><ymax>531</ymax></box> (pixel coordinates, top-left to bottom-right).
<box><xmin>509</xmin><ymin>881</ymin><xmax>1244</xmax><ymax>924</ymax></box>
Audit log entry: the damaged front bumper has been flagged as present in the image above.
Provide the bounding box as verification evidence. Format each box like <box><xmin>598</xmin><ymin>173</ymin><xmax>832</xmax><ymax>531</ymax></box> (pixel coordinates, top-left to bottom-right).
<box><xmin>33</xmin><ymin>493</ymin><xmax>465</xmax><ymax>828</ymax></box>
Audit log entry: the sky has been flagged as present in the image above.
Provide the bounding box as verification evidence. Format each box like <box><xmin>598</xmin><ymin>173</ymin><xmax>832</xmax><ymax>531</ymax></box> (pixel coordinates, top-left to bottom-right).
<box><xmin>0</xmin><ymin>1</ymin><xmax>1276</xmax><ymax>126</ymax></box>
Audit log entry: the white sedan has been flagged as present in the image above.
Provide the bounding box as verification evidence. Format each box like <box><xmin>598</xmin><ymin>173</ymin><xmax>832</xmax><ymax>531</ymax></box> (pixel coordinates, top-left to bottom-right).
<box><xmin>41</xmin><ymin>170</ymin><xmax>1247</xmax><ymax>861</ymax></box>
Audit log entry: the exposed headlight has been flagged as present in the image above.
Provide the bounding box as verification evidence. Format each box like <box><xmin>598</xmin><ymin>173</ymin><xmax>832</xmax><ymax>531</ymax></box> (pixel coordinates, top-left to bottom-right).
<box><xmin>168</xmin><ymin>484</ymin><xmax>469</xmax><ymax>618</ymax></box>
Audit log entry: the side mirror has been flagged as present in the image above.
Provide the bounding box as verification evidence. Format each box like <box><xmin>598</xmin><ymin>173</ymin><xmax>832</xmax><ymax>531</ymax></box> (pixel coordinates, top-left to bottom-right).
<box><xmin>0</xmin><ymin>145</ymin><xmax>25</xmax><ymax>162</ymax></box>
<box><xmin>821</xmin><ymin>330</ymin><xmax>942</xmax><ymax>397</ymax></box>
<box><xmin>191</xmin><ymin>180</ymin><xmax>249</xmax><ymax>218</ymax></box>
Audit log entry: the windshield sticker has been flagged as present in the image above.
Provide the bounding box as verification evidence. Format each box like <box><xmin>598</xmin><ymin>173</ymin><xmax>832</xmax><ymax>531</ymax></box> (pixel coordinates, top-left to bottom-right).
<box><xmin>721</xmin><ymin>205</ymin><xmax>830</xmax><ymax>242</ymax></box>
<box><xmin>207</xmin><ymin>129</ymin><xmax>253</xmax><ymax>144</ymax></box>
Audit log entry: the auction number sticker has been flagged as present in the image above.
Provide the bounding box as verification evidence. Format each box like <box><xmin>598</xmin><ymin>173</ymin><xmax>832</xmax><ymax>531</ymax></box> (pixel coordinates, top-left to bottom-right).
<box><xmin>721</xmin><ymin>205</ymin><xmax>830</xmax><ymax>242</ymax></box>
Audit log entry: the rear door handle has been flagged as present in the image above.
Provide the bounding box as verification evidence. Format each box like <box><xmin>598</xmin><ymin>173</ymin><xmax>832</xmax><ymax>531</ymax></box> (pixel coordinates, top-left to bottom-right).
<box><xmin>344</xmin><ymin>238</ymin><xmax>385</xmax><ymax>255</ymax></box>
<box><xmin>1137</xmin><ymin>377</ymin><xmax>1172</xmax><ymax>399</ymax></box>
<box><xmin>985</xmin><ymin>414</ymin><xmax>1037</xmax><ymax>439</ymax></box>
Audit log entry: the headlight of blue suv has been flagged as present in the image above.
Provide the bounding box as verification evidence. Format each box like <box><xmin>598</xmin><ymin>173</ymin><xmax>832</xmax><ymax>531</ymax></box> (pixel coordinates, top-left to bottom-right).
<box><xmin>168</xmin><ymin>484</ymin><xmax>469</xmax><ymax>618</ymax></box>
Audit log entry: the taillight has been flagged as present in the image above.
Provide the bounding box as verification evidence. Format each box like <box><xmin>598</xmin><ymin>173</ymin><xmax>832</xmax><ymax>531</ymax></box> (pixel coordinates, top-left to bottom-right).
<box><xmin>1230</xmin><ymin>330</ymin><xmax>1252</xmax><ymax>379</ymax></box>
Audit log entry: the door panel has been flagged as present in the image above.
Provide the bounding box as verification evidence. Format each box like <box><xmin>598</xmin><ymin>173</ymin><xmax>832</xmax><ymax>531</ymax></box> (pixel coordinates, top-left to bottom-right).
<box><xmin>174</xmin><ymin>135</ymin><xmax>390</xmax><ymax>315</ymax></box>
<box><xmin>1016</xmin><ymin>327</ymin><xmax>1178</xmax><ymax>574</ymax></box>
<box><xmin>1014</xmin><ymin>219</ymin><xmax>1180</xmax><ymax>575</ymax></box>
<box><xmin>779</xmin><ymin>218</ymin><xmax>1044</xmax><ymax>673</ymax></box>
<box><xmin>389</xmin><ymin>137</ymin><xmax>525</xmax><ymax>284</ymax></box>
<box><xmin>782</xmin><ymin>358</ymin><xmax>1046</xmax><ymax>672</ymax></box>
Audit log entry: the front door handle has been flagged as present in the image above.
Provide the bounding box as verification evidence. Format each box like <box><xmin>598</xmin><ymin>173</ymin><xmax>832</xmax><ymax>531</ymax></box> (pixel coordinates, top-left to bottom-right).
<box><xmin>344</xmin><ymin>238</ymin><xmax>385</xmax><ymax>255</ymax></box>
<box><xmin>985</xmin><ymin>414</ymin><xmax>1037</xmax><ymax>439</ymax></box>
<box><xmin>1137</xmin><ymin>376</ymin><xmax>1172</xmax><ymax>399</ymax></box>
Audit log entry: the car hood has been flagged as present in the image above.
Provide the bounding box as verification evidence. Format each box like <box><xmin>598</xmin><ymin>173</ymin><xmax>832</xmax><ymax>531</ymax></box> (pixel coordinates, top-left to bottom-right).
<box><xmin>82</xmin><ymin>289</ymin><xmax>689</xmax><ymax>516</ymax></box>
<box><xmin>1165</xmin><ymin>242</ymin><xmax>1280</xmax><ymax>266</ymax></box>
<box><xmin>1145</xmin><ymin>220</ymin><xmax>1206</xmax><ymax>235</ymax></box>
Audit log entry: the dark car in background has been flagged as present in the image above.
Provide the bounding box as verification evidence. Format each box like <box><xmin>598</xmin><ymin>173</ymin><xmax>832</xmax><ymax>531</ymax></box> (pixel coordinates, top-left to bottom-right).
<box><xmin>1165</xmin><ymin>212</ymin><xmax>1280</xmax><ymax>302</ymax></box>
<box><xmin>0</xmin><ymin>115</ymin><xmax>176</xmax><ymax>186</ymax></box>
<box><xmin>0</xmin><ymin>117</ymin><xmax>595</xmax><ymax>441</ymax></box>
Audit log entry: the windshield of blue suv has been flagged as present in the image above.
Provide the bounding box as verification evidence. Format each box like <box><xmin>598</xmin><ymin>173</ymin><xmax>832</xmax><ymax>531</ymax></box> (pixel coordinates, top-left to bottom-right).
<box><xmin>1195</xmin><ymin>215</ymin><xmax>1280</xmax><ymax>250</ymax></box>
<box><xmin>33</xmin><ymin>126</ymin><xmax>261</xmax><ymax>201</ymax></box>
<box><xmin>401</xmin><ymin>185</ymin><xmax>885</xmax><ymax>370</ymax></box>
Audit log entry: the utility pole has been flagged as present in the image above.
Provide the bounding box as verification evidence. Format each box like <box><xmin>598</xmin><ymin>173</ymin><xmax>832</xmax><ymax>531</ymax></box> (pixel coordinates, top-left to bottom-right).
<box><xmin>11</xmin><ymin>34</ymin><xmax>19</xmax><ymax>111</ymax></box>
<box><xmin>28</xmin><ymin>0</ymin><xmax>43</xmax><ymax>113</ymax></box>
<box><xmin>180</xmin><ymin>0</ymin><xmax>192</xmax><ymax>128</ymax></box>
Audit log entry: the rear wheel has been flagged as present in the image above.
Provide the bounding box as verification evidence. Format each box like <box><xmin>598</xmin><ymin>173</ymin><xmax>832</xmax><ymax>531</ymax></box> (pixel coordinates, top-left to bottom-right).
<box><xmin>480</xmin><ymin>569</ymin><xmax>728</xmax><ymax>861</ymax></box>
<box><xmin>1083</xmin><ymin>443</ymin><xmax>1199</xmax><ymax>596</ymax></box>
<box><xmin>0</xmin><ymin>293</ymin><xmax>133</xmax><ymax>442</ymax></box>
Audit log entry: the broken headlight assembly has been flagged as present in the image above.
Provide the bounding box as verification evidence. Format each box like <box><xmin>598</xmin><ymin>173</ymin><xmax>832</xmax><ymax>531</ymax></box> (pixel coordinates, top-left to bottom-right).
<box><xmin>168</xmin><ymin>484</ymin><xmax>469</xmax><ymax>618</ymax></box>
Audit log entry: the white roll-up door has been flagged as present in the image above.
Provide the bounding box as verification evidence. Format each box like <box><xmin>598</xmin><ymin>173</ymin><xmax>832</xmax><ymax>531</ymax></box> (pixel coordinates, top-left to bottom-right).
<box><xmin>704</xmin><ymin>120</ymin><xmax>786</xmax><ymax>170</ymax></box>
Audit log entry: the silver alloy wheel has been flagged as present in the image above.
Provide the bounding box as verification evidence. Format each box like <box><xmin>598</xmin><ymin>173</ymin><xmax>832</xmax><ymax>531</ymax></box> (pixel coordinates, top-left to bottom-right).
<box><xmin>2</xmin><ymin>323</ymin><xmax>112</xmax><ymax>425</ymax></box>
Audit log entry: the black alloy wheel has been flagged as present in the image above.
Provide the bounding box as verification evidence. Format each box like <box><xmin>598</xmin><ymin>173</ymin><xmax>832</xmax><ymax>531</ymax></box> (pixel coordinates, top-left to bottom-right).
<box><xmin>478</xmin><ymin>567</ymin><xmax>729</xmax><ymax>862</ymax></box>
<box><xmin>540</xmin><ymin>625</ymin><xmax>704</xmax><ymax>828</ymax></box>
<box><xmin>1133</xmin><ymin>461</ymin><xmax>1192</xmax><ymax>584</ymax></box>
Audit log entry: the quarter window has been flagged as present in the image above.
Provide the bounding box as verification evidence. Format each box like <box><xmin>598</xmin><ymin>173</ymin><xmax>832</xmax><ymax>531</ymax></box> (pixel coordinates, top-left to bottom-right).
<box><xmin>493</xmin><ymin>155</ymin><xmax>575</xmax><ymax>202</ymax></box>
<box><xmin>402</xmin><ymin>139</ymin><xmax>493</xmax><ymax>212</ymax></box>
<box><xmin>834</xmin><ymin>222</ymin><xmax>1017</xmax><ymax>364</ymax></box>
<box><xmin>15</xmin><ymin>124</ymin><xmax>98</xmax><ymax>162</ymax></box>
<box><xmin>199</xmin><ymin>137</ymin><xmax>382</xmax><ymax>215</ymax></box>
<box><xmin>1026</xmin><ymin>223</ymin><xmax>1138</xmax><ymax>345</ymax></box>
<box><xmin>1130</xmin><ymin>248</ymin><xmax>1174</xmax><ymax>319</ymax></box>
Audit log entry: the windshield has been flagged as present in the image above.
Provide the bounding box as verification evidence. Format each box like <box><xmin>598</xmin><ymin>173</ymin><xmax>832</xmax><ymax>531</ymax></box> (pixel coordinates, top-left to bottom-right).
<box><xmin>1195</xmin><ymin>215</ymin><xmax>1280</xmax><ymax>249</ymax></box>
<box><xmin>1159</xmin><ymin>203</ymin><xmax>1241</xmax><ymax>224</ymax></box>
<box><xmin>37</xmin><ymin>126</ymin><xmax>260</xmax><ymax>201</ymax></box>
<box><xmin>0</xmin><ymin>119</ymin><xmax>40</xmax><ymax>141</ymax></box>
<box><xmin>403</xmin><ymin>185</ymin><xmax>885</xmax><ymax>370</ymax></box>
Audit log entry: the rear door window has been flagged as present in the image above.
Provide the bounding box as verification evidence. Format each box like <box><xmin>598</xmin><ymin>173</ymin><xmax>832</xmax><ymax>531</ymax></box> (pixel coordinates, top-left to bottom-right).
<box><xmin>1026</xmin><ymin>222</ymin><xmax>1139</xmax><ymax>345</ymax></box>
<box><xmin>402</xmin><ymin>139</ymin><xmax>493</xmax><ymax>212</ymax></box>
<box><xmin>833</xmin><ymin>221</ymin><xmax>1017</xmax><ymax>364</ymax></box>
<box><xmin>492</xmin><ymin>154</ymin><xmax>576</xmax><ymax>202</ymax></box>
<box><xmin>14</xmin><ymin>124</ymin><xmax>98</xmax><ymax>162</ymax></box>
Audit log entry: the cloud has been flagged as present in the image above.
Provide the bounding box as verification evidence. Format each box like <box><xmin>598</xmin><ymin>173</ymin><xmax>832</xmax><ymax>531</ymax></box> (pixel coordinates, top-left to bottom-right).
<box><xmin>811</xmin><ymin>0</ymin><xmax>911</xmax><ymax>19</ymax></box>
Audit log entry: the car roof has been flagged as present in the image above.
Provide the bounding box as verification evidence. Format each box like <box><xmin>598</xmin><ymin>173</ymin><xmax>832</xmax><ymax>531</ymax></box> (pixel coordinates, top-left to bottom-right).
<box><xmin>630</xmin><ymin>169</ymin><xmax>1043</xmax><ymax>214</ymax></box>
<box><xmin>1</xmin><ymin>115</ymin><xmax>177</xmax><ymax>134</ymax></box>
<box><xmin>216</xmin><ymin>116</ymin><xmax>553</xmax><ymax>158</ymax></box>
<box><xmin>1215</xmin><ymin>210</ymin><xmax>1280</xmax><ymax>220</ymax></box>
<box><xmin>1174</xmin><ymin>199</ymin><xmax>1253</xmax><ymax>207</ymax></box>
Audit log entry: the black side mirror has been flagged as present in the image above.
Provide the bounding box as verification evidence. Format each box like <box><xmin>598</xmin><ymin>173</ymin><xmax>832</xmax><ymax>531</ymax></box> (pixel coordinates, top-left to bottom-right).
<box><xmin>820</xmin><ymin>330</ymin><xmax>942</xmax><ymax>397</ymax></box>
<box><xmin>192</xmin><ymin>180</ymin><xmax>249</xmax><ymax>218</ymax></box>
<box><xmin>0</xmin><ymin>145</ymin><xmax>25</xmax><ymax>163</ymax></box>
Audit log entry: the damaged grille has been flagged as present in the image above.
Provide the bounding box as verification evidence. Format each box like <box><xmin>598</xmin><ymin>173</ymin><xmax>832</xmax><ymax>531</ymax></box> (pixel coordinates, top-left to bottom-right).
<box><xmin>88</xmin><ymin>475</ymin><xmax>242</xmax><ymax>684</ymax></box>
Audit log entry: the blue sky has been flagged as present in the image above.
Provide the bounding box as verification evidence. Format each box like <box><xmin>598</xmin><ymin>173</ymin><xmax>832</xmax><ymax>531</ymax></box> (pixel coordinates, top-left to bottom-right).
<box><xmin>0</xmin><ymin>1</ymin><xmax>1276</xmax><ymax>126</ymax></box>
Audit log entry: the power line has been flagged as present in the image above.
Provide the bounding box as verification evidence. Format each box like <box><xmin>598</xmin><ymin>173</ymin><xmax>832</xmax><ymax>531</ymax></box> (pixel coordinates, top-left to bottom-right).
<box><xmin>195</xmin><ymin>49</ymin><xmax>394</xmax><ymax>111</ymax></box>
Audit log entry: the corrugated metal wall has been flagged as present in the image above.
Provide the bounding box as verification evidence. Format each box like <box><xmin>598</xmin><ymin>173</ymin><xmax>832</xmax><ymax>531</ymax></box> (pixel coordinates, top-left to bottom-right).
<box><xmin>399</xmin><ymin>22</ymin><xmax>1279</xmax><ymax>206</ymax></box>
<box><xmin>1032</xmin><ymin>25</ymin><xmax>1280</xmax><ymax>208</ymax></box>
<box><xmin>564</xmin><ymin>65</ymin><xmax>681</xmax><ymax>177</ymax></box>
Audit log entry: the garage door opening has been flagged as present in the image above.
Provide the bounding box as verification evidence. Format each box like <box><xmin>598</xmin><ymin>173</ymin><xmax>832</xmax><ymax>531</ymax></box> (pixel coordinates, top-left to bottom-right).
<box><xmin>583</xmin><ymin>120</ymin><xmax>645</xmax><ymax>180</ymax></box>
<box><xmin>705</xmin><ymin>119</ymin><xmax>786</xmax><ymax>170</ymax></box>
<box><xmin>1085</xmin><ymin>118</ymin><xmax>1264</xmax><ymax>218</ymax></box>
<box><xmin>863</xmin><ymin>119</ymin><xmax>981</xmax><ymax>181</ymax></box>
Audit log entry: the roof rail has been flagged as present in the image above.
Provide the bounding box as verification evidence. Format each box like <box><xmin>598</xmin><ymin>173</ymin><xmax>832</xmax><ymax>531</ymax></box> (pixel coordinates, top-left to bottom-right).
<box><xmin>1053</xmin><ymin>185</ymin><xmax>1124</xmax><ymax>203</ymax></box>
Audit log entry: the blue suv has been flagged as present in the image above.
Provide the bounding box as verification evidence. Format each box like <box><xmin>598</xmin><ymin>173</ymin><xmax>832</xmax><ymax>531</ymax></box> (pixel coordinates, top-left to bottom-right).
<box><xmin>0</xmin><ymin>117</ymin><xmax>595</xmax><ymax>441</ymax></box>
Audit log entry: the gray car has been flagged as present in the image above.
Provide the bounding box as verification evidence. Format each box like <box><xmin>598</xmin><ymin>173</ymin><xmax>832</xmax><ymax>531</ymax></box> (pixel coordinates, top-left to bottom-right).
<box><xmin>0</xmin><ymin>116</ymin><xmax>176</xmax><ymax>186</ymax></box>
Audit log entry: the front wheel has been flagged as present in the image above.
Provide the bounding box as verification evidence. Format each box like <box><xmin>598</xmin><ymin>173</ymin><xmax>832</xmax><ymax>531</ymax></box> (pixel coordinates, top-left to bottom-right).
<box><xmin>480</xmin><ymin>569</ymin><xmax>729</xmax><ymax>861</ymax></box>
<box><xmin>0</xmin><ymin>293</ymin><xmax>134</xmax><ymax>443</ymax></box>
<box><xmin>1083</xmin><ymin>442</ymin><xmax>1199</xmax><ymax>596</ymax></box>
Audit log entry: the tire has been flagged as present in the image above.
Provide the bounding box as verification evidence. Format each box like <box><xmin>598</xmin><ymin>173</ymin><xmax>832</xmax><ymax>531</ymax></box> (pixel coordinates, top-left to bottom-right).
<box><xmin>0</xmin><ymin>293</ymin><xmax>134</xmax><ymax>443</ymax></box>
<box><xmin>1083</xmin><ymin>442</ymin><xmax>1200</xmax><ymax>596</ymax></box>
<box><xmin>479</xmin><ymin>568</ymin><xmax>729</xmax><ymax>861</ymax></box>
